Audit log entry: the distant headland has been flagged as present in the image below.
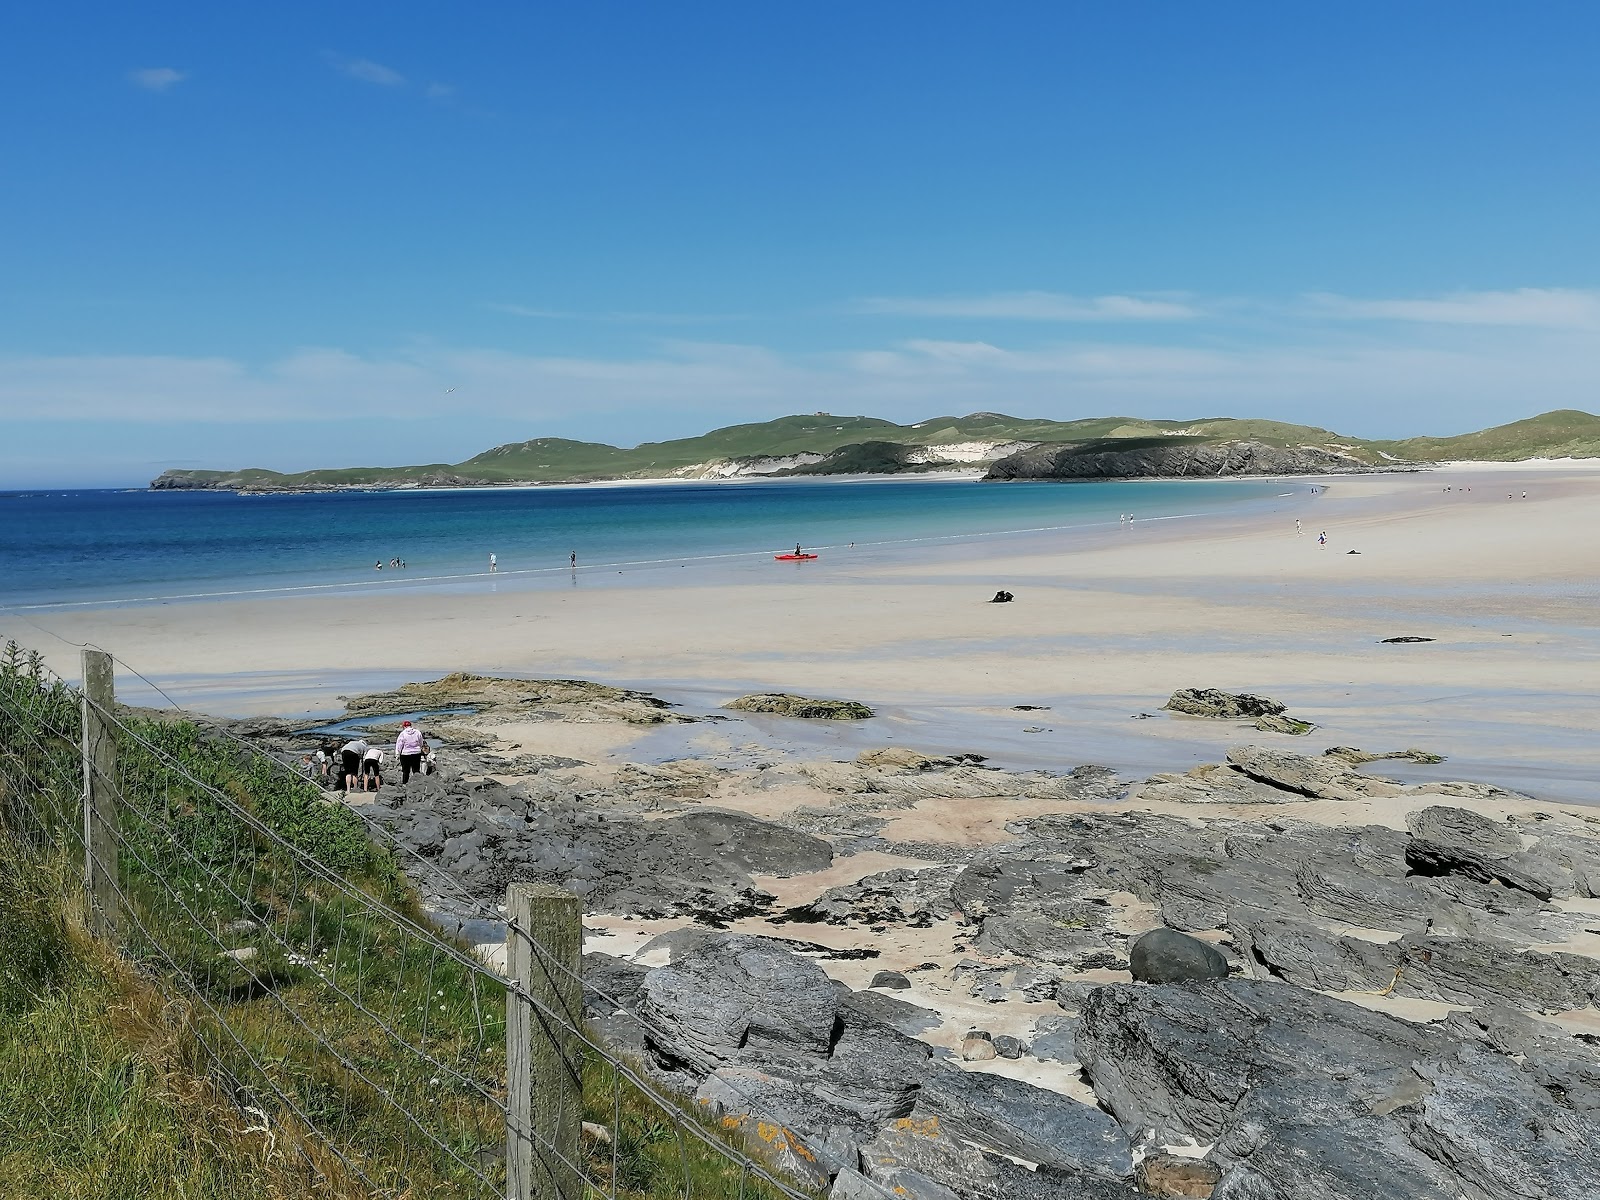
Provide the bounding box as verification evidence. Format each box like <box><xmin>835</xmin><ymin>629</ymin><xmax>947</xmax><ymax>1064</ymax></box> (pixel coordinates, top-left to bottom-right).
<box><xmin>149</xmin><ymin>408</ymin><xmax>1600</xmax><ymax>493</ymax></box>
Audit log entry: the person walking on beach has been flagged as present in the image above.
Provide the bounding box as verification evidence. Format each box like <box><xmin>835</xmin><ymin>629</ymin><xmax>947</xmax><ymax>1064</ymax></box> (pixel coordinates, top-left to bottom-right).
<box><xmin>570</xmin><ymin>551</ymin><xmax>577</xmax><ymax>569</ymax></box>
<box><xmin>489</xmin><ymin>552</ymin><xmax>497</xmax><ymax>573</ymax></box>
<box><xmin>1296</xmin><ymin>519</ymin><xmax>1302</xmax><ymax>536</ymax></box>
<box><xmin>1318</xmin><ymin>531</ymin><xmax>1327</xmax><ymax>546</ymax></box>
<box><xmin>339</xmin><ymin>736</ymin><xmax>369</xmax><ymax>792</ymax></box>
<box><xmin>395</xmin><ymin>720</ymin><xmax>425</xmax><ymax>784</ymax></box>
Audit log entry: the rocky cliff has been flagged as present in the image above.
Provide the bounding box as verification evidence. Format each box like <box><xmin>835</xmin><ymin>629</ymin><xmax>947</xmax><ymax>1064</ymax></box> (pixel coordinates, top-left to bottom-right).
<box><xmin>984</xmin><ymin>437</ymin><xmax>1373</xmax><ymax>481</ymax></box>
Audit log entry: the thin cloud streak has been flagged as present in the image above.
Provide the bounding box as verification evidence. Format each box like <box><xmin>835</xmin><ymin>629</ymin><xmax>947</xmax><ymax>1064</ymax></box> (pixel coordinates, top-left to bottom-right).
<box><xmin>3</xmin><ymin>321</ymin><xmax>1597</xmax><ymax>439</ymax></box>
<box><xmin>128</xmin><ymin>67</ymin><xmax>187</xmax><ymax>92</ymax></box>
<box><xmin>1308</xmin><ymin>288</ymin><xmax>1600</xmax><ymax>330</ymax></box>
<box><xmin>325</xmin><ymin>53</ymin><xmax>407</xmax><ymax>87</ymax></box>
<box><xmin>488</xmin><ymin>303</ymin><xmax>747</xmax><ymax>324</ymax></box>
<box><xmin>854</xmin><ymin>291</ymin><xmax>1200</xmax><ymax>321</ymax></box>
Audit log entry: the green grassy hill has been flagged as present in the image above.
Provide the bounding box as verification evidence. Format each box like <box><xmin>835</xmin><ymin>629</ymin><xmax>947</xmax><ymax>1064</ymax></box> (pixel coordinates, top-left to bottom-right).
<box><xmin>150</xmin><ymin>409</ymin><xmax>1599</xmax><ymax>490</ymax></box>
<box><xmin>1371</xmin><ymin>409</ymin><xmax>1600</xmax><ymax>462</ymax></box>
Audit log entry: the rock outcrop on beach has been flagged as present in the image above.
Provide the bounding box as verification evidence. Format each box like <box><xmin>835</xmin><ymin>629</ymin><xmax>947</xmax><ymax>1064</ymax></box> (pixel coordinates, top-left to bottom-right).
<box><xmin>245</xmin><ymin>679</ymin><xmax>1600</xmax><ymax>1199</ymax></box>
<box><xmin>1163</xmin><ymin>688</ymin><xmax>1318</xmax><ymax>735</ymax></box>
<box><xmin>592</xmin><ymin>930</ymin><xmax>1600</xmax><ymax>1200</ymax></box>
<box><xmin>724</xmin><ymin>693</ymin><xmax>876</xmax><ymax>720</ymax></box>
<box><xmin>984</xmin><ymin>438</ymin><xmax>1371</xmax><ymax>481</ymax></box>
<box><xmin>343</xmin><ymin>673</ymin><xmax>692</xmax><ymax>726</ymax></box>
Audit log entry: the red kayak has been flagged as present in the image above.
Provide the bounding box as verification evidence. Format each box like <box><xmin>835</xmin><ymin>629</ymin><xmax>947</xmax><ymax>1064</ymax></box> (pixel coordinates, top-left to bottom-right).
<box><xmin>774</xmin><ymin>553</ymin><xmax>819</xmax><ymax>561</ymax></box>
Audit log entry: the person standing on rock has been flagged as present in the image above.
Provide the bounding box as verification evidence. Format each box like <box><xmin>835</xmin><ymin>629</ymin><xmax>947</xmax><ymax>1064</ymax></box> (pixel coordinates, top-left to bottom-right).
<box><xmin>339</xmin><ymin>736</ymin><xmax>369</xmax><ymax>792</ymax></box>
<box><xmin>362</xmin><ymin>744</ymin><xmax>384</xmax><ymax>791</ymax></box>
<box><xmin>395</xmin><ymin>720</ymin><xmax>425</xmax><ymax>783</ymax></box>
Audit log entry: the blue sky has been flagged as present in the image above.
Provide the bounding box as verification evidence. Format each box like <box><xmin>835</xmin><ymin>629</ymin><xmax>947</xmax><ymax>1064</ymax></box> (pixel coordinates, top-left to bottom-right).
<box><xmin>3</xmin><ymin>3</ymin><xmax>1598</xmax><ymax>485</ymax></box>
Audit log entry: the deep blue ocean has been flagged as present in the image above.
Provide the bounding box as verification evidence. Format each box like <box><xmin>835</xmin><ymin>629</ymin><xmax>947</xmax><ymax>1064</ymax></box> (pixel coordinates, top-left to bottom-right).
<box><xmin>0</xmin><ymin>477</ymin><xmax>1291</xmax><ymax>609</ymax></box>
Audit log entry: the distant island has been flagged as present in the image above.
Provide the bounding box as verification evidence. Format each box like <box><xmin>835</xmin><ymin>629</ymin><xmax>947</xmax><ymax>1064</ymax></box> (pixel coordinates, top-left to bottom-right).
<box><xmin>149</xmin><ymin>408</ymin><xmax>1600</xmax><ymax>493</ymax></box>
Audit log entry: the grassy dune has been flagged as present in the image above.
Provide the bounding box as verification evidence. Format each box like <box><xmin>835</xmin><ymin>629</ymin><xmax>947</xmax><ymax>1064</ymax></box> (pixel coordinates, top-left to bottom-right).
<box><xmin>150</xmin><ymin>408</ymin><xmax>1600</xmax><ymax>490</ymax></box>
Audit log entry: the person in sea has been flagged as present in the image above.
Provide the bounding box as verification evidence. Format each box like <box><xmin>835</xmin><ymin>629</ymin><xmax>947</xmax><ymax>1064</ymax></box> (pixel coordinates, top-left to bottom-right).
<box><xmin>795</xmin><ymin>543</ymin><xmax>803</xmax><ymax>556</ymax></box>
<box><xmin>362</xmin><ymin>744</ymin><xmax>384</xmax><ymax>791</ymax></box>
<box><xmin>340</xmin><ymin>736</ymin><xmax>369</xmax><ymax>792</ymax></box>
<box><xmin>489</xmin><ymin>552</ymin><xmax>497</xmax><ymax>573</ymax></box>
<box><xmin>395</xmin><ymin>720</ymin><xmax>425</xmax><ymax>783</ymax></box>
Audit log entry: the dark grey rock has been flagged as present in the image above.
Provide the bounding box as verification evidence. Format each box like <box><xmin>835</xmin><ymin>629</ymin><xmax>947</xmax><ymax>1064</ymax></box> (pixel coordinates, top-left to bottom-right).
<box><xmin>913</xmin><ymin>1062</ymin><xmax>1133</xmax><ymax>1179</ymax></box>
<box><xmin>639</xmin><ymin>936</ymin><xmax>841</xmax><ymax>1075</ymax></box>
<box><xmin>1029</xmin><ymin>1015</ymin><xmax>1080</xmax><ymax>1064</ymax></box>
<box><xmin>793</xmin><ymin>866</ymin><xmax>960</xmax><ymax>927</ymax></box>
<box><xmin>1130</xmin><ymin>929</ymin><xmax>1230</xmax><ymax>984</ymax></box>
<box><xmin>839</xmin><ymin>989</ymin><xmax>942</xmax><ymax>1037</ymax></box>
<box><xmin>869</xmin><ymin>970</ymin><xmax>911</xmax><ymax>990</ymax></box>
<box><xmin>991</xmin><ymin>1034</ymin><xmax>1024</xmax><ymax>1059</ymax></box>
<box><xmin>1077</xmin><ymin>978</ymin><xmax>1600</xmax><ymax>1200</ymax></box>
<box><xmin>1407</xmin><ymin>805</ymin><xmax>1577</xmax><ymax>900</ymax></box>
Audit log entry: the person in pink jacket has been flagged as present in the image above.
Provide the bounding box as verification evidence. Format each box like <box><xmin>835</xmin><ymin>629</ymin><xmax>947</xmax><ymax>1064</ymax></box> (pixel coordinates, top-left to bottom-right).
<box><xmin>395</xmin><ymin>720</ymin><xmax>425</xmax><ymax>783</ymax></box>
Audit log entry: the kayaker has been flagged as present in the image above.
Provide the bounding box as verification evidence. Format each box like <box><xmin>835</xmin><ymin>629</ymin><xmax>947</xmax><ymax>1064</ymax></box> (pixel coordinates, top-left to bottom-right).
<box><xmin>795</xmin><ymin>543</ymin><xmax>803</xmax><ymax>556</ymax></box>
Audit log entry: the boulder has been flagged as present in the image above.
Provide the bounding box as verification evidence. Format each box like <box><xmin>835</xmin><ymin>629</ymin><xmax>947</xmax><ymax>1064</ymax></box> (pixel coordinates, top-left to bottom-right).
<box><xmin>639</xmin><ymin>936</ymin><xmax>841</xmax><ymax>1075</ymax></box>
<box><xmin>869</xmin><ymin>970</ymin><xmax>911</xmax><ymax>990</ymax></box>
<box><xmin>1129</xmin><ymin>929</ymin><xmax>1230</xmax><ymax>984</ymax></box>
<box><xmin>726</xmin><ymin>693</ymin><xmax>875</xmax><ymax>720</ymax></box>
<box><xmin>991</xmin><ymin>1035</ymin><xmax>1024</xmax><ymax>1059</ymax></box>
<box><xmin>1163</xmin><ymin>689</ymin><xmax>1287</xmax><ymax>719</ymax></box>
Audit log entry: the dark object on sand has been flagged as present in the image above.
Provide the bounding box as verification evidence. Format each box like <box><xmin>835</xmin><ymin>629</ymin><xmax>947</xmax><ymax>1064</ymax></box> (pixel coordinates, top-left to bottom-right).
<box><xmin>1129</xmin><ymin>928</ymin><xmax>1230</xmax><ymax>984</ymax></box>
<box><xmin>1380</xmin><ymin>636</ymin><xmax>1435</xmax><ymax>643</ymax></box>
<box><xmin>990</xmin><ymin>590</ymin><xmax>1014</xmax><ymax>603</ymax></box>
<box><xmin>869</xmin><ymin>970</ymin><xmax>912</xmax><ymax>990</ymax></box>
<box><xmin>1164</xmin><ymin>688</ymin><xmax>1286</xmax><ymax>719</ymax></box>
<box><xmin>725</xmin><ymin>693</ymin><xmax>874</xmax><ymax>720</ymax></box>
<box><xmin>1347</xmin><ymin>549</ymin><xmax>1361</xmax><ymax>554</ymax></box>
<box><xmin>1012</xmin><ymin>704</ymin><xmax>1050</xmax><ymax>711</ymax></box>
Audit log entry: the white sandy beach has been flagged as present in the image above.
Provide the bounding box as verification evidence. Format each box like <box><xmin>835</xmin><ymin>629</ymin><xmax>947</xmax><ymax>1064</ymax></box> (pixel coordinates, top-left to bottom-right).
<box><xmin>9</xmin><ymin>462</ymin><xmax>1600</xmax><ymax>1109</ymax></box>
<box><xmin>7</xmin><ymin>464</ymin><xmax>1598</xmax><ymax>799</ymax></box>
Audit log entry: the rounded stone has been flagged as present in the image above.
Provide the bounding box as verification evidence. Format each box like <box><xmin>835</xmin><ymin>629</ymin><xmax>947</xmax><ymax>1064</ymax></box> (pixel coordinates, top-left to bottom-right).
<box><xmin>1129</xmin><ymin>928</ymin><xmax>1230</xmax><ymax>985</ymax></box>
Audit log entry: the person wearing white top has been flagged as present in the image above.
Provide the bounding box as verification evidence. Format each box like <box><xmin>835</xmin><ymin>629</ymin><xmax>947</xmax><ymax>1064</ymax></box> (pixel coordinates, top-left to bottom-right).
<box><xmin>361</xmin><ymin>745</ymin><xmax>383</xmax><ymax>791</ymax></box>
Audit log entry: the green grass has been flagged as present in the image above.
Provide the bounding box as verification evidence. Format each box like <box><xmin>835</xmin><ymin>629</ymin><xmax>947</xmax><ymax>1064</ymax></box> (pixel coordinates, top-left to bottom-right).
<box><xmin>0</xmin><ymin>851</ymin><xmax>347</xmax><ymax>1200</ymax></box>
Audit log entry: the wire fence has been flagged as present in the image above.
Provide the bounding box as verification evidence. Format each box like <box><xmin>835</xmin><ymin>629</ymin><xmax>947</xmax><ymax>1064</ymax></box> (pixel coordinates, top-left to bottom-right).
<box><xmin>0</xmin><ymin>639</ymin><xmax>814</xmax><ymax>1200</ymax></box>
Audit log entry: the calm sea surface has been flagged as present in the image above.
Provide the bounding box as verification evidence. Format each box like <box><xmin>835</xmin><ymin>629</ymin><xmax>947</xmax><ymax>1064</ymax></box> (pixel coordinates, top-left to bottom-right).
<box><xmin>0</xmin><ymin>477</ymin><xmax>1291</xmax><ymax>608</ymax></box>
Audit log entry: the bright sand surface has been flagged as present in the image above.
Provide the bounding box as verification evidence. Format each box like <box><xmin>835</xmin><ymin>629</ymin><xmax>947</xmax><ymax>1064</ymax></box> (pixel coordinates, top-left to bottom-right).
<box><xmin>15</xmin><ymin>463</ymin><xmax>1600</xmax><ymax>1053</ymax></box>
<box><xmin>7</xmin><ymin>464</ymin><xmax>1600</xmax><ymax>800</ymax></box>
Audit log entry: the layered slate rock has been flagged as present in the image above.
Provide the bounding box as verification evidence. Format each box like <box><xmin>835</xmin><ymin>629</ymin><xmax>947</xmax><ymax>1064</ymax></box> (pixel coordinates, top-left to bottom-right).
<box><xmin>1077</xmin><ymin>978</ymin><xmax>1600</xmax><ymax>1200</ymax></box>
<box><xmin>372</xmin><ymin>787</ymin><xmax>832</xmax><ymax>922</ymax></box>
<box><xmin>639</xmin><ymin>936</ymin><xmax>842</xmax><ymax>1075</ymax></box>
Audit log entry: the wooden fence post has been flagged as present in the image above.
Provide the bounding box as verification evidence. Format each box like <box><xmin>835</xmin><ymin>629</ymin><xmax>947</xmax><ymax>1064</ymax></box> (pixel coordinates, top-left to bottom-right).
<box><xmin>80</xmin><ymin>648</ymin><xmax>121</xmax><ymax>939</ymax></box>
<box><xmin>505</xmin><ymin>881</ymin><xmax>584</xmax><ymax>1200</ymax></box>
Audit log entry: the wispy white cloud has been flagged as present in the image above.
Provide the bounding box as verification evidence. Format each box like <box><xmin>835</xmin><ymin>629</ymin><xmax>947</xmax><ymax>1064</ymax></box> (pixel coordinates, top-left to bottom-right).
<box><xmin>4</xmin><ymin>317</ymin><xmax>1598</xmax><ymax>440</ymax></box>
<box><xmin>325</xmin><ymin>53</ymin><xmax>407</xmax><ymax>87</ymax></box>
<box><xmin>424</xmin><ymin>82</ymin><xmax>455</xmax><ymax>100</ymax></box>
<box><xmin>128</xmin><ymin>67</ymin><xmax>187</xmax><ymax>92</ymax></box>
<box><xmin>1308</xmin><ymin>288</ymin><xmax>1600</xmax><ymax>330</ymax></box>
<box><xmin>853</xmin><ymin>290</ymin><xmax>1200</xmax><ymax>321</ymax></box>
<box><xmin>488</xmin><ymin>303</ymin><xmax>745</xmax><ymax>324</ymax></box>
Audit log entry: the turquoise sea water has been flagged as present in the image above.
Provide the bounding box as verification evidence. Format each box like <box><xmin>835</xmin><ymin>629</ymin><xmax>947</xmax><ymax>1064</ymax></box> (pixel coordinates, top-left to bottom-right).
<box><xmin>0</xmin><ymin>477</ymin><xmax>1291</xmax><ymax>609</ymax></box>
